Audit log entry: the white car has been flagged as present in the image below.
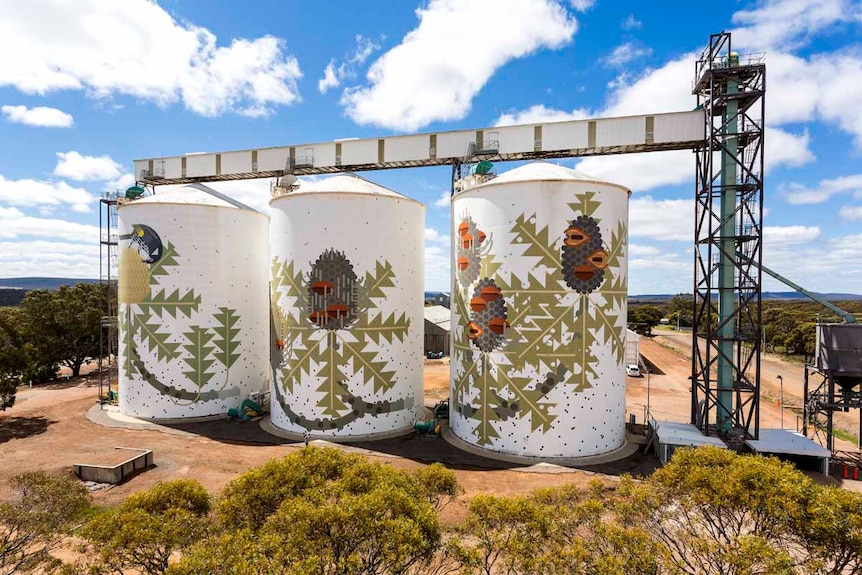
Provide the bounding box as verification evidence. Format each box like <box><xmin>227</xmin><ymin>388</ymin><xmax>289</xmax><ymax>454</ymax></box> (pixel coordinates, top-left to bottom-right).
<box><xmin>625</xmin><ymin>364</ymin><xmax>641</xmax><ymax>377</ymax></box>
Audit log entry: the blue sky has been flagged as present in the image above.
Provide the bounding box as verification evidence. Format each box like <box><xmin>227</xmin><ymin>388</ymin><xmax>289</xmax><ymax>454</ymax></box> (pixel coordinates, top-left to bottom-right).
<box><xmin>0</xmin><ymin>0</ymin><xmax>861</xmax><ymax>295</ymax></box>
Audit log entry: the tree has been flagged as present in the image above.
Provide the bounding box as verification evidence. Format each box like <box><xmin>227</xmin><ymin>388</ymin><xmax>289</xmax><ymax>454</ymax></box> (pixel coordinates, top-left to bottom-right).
<box><xmin>452</xmin><ymin>482</ymin><xmax>659</xmax><ymax>575</ymax></box>
<box><xmin>783</xmin><ymin>321</ymin><xmax>816</xmax><ymax>356</ymax></box>
<box><xmin>18</xmin><ymin>283</ymin><xmax>110</xmax><ymax>378</ymax></box>
<box><xmin>85</xmin><ymin>479</ymin><xmax>211</xmax><ymax>575</ymax></box>
<box><xmin>628</xmin><ymin>305</ymin><xmax>664</xmax><ymax>335</ymax></box>
<box><xmin>0</xmin><ymin>308</ymin><xmax>25</xmax><ymax>410</ymax></box>
<box><xmin>620</xmin><ymin>446</ymin><xmax>824</xmax><ymax>575</ymax></box>
<box><xmin>174</xmin><ymin>447</ymin><xmax>456</xmax><ymax>575</ymax></box>
<box><xmin>0</xmin><ymin>472</ymin><xmax>91</xmax><ymax>575</ymax></box>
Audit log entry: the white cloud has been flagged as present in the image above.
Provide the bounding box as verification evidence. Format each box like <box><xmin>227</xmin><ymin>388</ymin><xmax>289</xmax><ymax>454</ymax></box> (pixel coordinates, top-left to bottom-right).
<box><xmin>763</xmin><ymin>225</ymin><xmax>821</xmax><ymax>245</ymax></box>
<box><xmin>105</xmin><ymin>173</ymin><xmax>137</xmax><ymax>194</ymax></box>
<box><xmin>319</xmin><ymin>62</ymin><xmax>340</xmax><ymax>93</ymax></box>
<box><xmin>434</xmin><ymin>190</ymin><xmax>451</xmax><ymax>208</ymax></box>
<box><xmin>782</xmin><ymin>174</ymin><xmax>862</xmax><ymax>204</ymax></box>
<box><xmin>0</xmin><ymin>175</ymin><xmax>96</xmax><ymax>212</ymax></box>
<box><xmin>1</xmin><ymin>104</ymin><xmax>73</xmax><ymax>128</ymax></box>
<box><xmin>569</xmin><ymin>0</ymin><xmax>595</xmax><ymax>11</ymax></box>
<box><xmin>341</xmin><ymin>0</ymin><xmax>578</xmax><ymax>131</ymax></box>
<box><xmin>629</xmin><ymin>244</ymin><xmax>662</xmax><ymax>257</ymax></box>
<box><xmin>161</xmin><ymin>178</ymin><xmax>275</xmax><ymax>214</ymax></box>
<box><xmin>601</xmin><ymin>42</ymin><xmax>652</xmax><ymax>67</ymax></box>
<box><xmin>425</xmin><ymin>227</ymin><xmax>451</xmax><ymax>245</ymax></box>
<box><xmin>318</xmin><ymin>35</ymin><xmax>381</xmax><ymax>94</ymax></box>
<box><xmin>424</xmin><ymin>245</ymin><xmax>451</xmax><ymax>292</ymax></box>
<box><xmin>731</xmin><ymin>0</ymin><xmax>860</xmax><ymax>51</ymax></box>
<box><xmin>0</xmin><ymin>0</ymin><xmax>302</xmax><ymax>117</ymax></box>
<box><xmin>576</xmin><ymin>150</ymin><xmax>693</xmax><ymax>193</ymax></box>
<box><xmin>762</xmin><ymin>230</ymin><xmax>862</xmax><ymax>293</ymax></box>
<box><xmin>603</xmin><ymin>54</ymin><xmax>697</xmax><ymax>116</ymax></box>
<box><xmin>0</xmin><ymin>240</ymin><xmax>99</xmax><ymax>279</ymax></box>
<box><xmin>768</xmin><ymin>127</ymin><xmax>815</xmax><ymax>170</ymax></box>
<box><xmin>621</xmin><ymin>14</ymin><xmax>642</xmax><ymax>30</ymax></box>
<box><xmin>629</xmin><ymin>196</ymin><xmax>693</xmax><ymax>242</ymax></box>
<box><xmin>0</xmin><ymin>206</ymin><xmax>99</xmax><ymax>242</ymax></box>
<box><xmin>54</xmin><ymin>151</ymin><xmax>122</xmax><ymax>181</ymax></box>
<box><xmin>839</xmin><ymin>205</ymin><xmax>862</xmax><ymax>220</ymax></box>
<box><xmin>494</xmin><ymin>104</ymin><xmax>590</xmax><ymax>126</ymax></box>
<box><xmin>767</xmin><ymin>50</ymin><xmax>862</xmax><ymax>148</ymax></box>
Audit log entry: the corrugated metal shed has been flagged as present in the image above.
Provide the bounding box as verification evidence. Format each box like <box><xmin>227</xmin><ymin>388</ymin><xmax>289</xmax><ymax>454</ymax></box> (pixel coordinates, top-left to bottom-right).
<box><xmin>424</xmin><ymin>305</ymin><xmax>451</xmax><ymax>331</ymax></box>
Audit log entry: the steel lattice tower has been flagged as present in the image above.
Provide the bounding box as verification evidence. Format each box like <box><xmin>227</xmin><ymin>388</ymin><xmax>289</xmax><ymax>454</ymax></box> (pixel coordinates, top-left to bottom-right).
<box><xmin>691</xmin><ymin>32</ymin><xmax>766</xmax><ymax>441</ymax></box>
<box><xmin>98</xmin><ymin>192</ymin><xmax>119</xmax><ymax>405</ymax></box>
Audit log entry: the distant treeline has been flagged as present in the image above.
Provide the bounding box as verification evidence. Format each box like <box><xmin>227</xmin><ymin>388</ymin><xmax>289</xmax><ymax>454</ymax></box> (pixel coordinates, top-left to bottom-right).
<box><xmin>630</xmin><ymin>295</ymin><xmax>862</xmax><ymax>356</ymax></box>
<box><xmin>0</xmin><ymin>289</ymin><xmax>26</xmax><ymax>307</ymax></box>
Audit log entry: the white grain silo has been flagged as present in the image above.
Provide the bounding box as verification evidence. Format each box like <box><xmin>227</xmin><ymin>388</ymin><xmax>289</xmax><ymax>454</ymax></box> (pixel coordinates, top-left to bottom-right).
<box><xmin>269</xmin><ymin>174</ymin><xmax>424</xmax><ymax>439</ymax></box>
<box><xmin>117</xmin><ymin>184</ymin><xmax>269</xmax><ymax>420</ymax></box>
<box><xmin>449</xmin><ymin>162</ymin><xmax>630</xmax><ymax>459</ymax></box>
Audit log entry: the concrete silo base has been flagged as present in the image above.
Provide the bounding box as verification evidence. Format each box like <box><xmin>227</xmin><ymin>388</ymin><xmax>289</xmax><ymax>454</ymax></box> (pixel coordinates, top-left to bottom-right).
<box><xmin>440</xmin><ymin>421</ymin><xmax>640</xmax><ymax>467</ymax></box>
<box><xmin>259</xmin><ymin>408</ymin><xmax>433</xmax><ymax>443</ymax></box>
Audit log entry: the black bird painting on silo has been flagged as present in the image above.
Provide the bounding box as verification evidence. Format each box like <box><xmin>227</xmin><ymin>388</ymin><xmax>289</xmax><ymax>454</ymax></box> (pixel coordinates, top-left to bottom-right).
<box><xmin>561</xmin><ymin>215</ymin><xmax>609</xmax><ymax>294</ymax></box>
<box><xmin>306</xmin><ymin>249</ymin><xmax>358</xmax><ymax>330</ymax></box>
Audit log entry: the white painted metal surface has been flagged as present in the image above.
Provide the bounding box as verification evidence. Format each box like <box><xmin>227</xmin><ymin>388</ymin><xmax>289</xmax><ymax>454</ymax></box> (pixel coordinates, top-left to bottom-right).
<box><xmin>450</xmin><ymin>162</ymin><xmax>630</xmax><ymax>458</ymax></box>
<box><xmin>117</xmin><ymin>185</ymin><xmax>269</xmax><ymax>419</ymax></box>
<box><xmin>745</xmin><ymin>429</ymin><xmax>831</xmax><ymax>457</ymax></box>
<box><xmin>625</xmin><ymin>328</ymin><xmax>640</xmax><ymax>366</ymax></box>
<box><xmin>134</xmin><ymin>111</ymin><xmax>704</xmax><ymax>184</ymax></box>
<box><xmin>269</xmin><ymin>174</ymin><xmax>425</xmax><ymax>437</ymax></box>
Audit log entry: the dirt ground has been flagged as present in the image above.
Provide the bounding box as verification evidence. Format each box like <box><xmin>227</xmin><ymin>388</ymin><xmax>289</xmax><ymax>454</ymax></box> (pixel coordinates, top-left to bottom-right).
<box><xmin>0</xmin><ymin>366</ymin><xmax>608</xmax><ymax>525</ymax></box>
<box><xmin>1</xmin><ymin>338</ymin><xmax>856</xmax><ymax>515</ymax></box>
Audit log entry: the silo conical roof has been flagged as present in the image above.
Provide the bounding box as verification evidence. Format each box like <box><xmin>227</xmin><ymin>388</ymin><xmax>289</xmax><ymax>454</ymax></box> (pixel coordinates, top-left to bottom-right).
<box><xmin>285</xmin><ymin>173</ymin><xmax>423</xmax><ymax>205</ymax></box>
<box><xmin>467</xmin><ymin>161</ymin><xmax>630</xmax><ymax>194</ymax></box>
<box><xmin>127</xmin><ymin>183</ymin><xmax>259</xmax><ymax>211</ymax></box>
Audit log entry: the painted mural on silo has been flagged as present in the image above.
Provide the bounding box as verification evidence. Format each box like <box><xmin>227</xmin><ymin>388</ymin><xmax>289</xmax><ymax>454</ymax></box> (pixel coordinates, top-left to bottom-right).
<box><xmin>450</xmin><ymin>162</ymin><xmax>630</xmax><ymax>458</ymax></box>
<box><xmin>269</xmin><ymin>174</ymin><xmax>424</xmax><ymax>438</ymax></box>
<box><xmin>117</xmin><ymin>184</ymin><xmax>269</xmax><ymax>419</ymax></box>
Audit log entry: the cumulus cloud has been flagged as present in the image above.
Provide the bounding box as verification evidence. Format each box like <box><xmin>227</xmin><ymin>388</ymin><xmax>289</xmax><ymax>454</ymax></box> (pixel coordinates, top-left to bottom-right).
<box><xmin>318</xmin><ymin>35</ymin><xmax>381</xmax><ymax>94</ymax></box>
<box><xmin>577</xmin><ymin>150</ymin><xmax>694</xmax><ymax>193</ymax></box>
<box><xmin>0</xmin><ymin>0</ymin><xmax>302</xmax><ymax>117</ymax></box>
<box><xmin>839</xmin><ymin>205</ymin><xmax>862</xmax><ymax>220</ymax></box>
<box><xmin>0</xmin><ymin>240</ymin><xmax>100</xmax><ymax>278</ymax></box>
<box><xmin>340</xmin><ymin>0</ymin><xmax>578</xmax><ymax>131</ymax></box>
<box><xmin>425</xmin><ymin>227</ymin><xmax>451</xmax><ymax>244</ymax></box>
<box><xmin>569</xmin><ymin>0</ymin><xmax>595</xmax><ymax>11</ymax></box>
<box><xmin>434</xmin><ymin>190</ymin><xmax>451</xmax><ymax>208</ymax></box>
<box><xmin>782</xmin><ymin>174</ymin><xmax>862</xmax><ymax>204</ymax></box>
<box><xmin>731</xmin><ymin>0</ymin><xmax>861</xmax><ymax>51</ymax></box>
<box><xmin>629</xmin><ymin>196</ymin><xmax>693</xmax><ymax>242</ymax></box>
<box><xmin>54</xmin><ymin>151</ymin><xmax>122</xmax><ymax>181</ymax></box>
<box><xmin>0</xmin><ymin>175</ymin><xmax>96</xmax><ymax>212</ymax></box>
<box><xmin>495</xmin><ymin>104</ymin><xmax>590</xmax><ymax>127</ymax></box>
<box><xmin>2</xmin><ymin>104</ymin><xmax>73</xmax><ymax>127</ymax></box>
<box><xmin>0</xmin><ymin>206</ymin><xmax>99</xmax><ymax>241</ymax></box>
<box><xmin>601</xmin><ymin>42</ymin><xmax>653</xmax><ymax>67</ymax></box>
<box><xmin>424</xmin><ymin>245</ymin><xmax>451</xmax><ymax>292</ymax></box>
<box><xmin>621</xmin><ymin>14</ymin><xmax>643</xmax><ymax>30</ymax></box>
<box><xmin>160</xmin><ymin>178</ymin><xmax>275</xmax><ymax>214</ymax></box>
<box><xmin>762</xmin><ymin>229</ymin><xmax>862</xmax><ymax>292</ymax></box>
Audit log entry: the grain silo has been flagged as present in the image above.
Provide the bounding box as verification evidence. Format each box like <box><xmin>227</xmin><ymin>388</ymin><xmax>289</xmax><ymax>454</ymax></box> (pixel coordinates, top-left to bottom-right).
<box><xmin>269</xmin><ymin>173</ymin><xmax>424</xmax><ymax>439</ymax></box>
<box><xmin>449</xmin><ymin>161</ymin><xmax>630</xmax><ymax>459</ymax></box>
<box><xmin>117</xmin><ymin>184</ymin><xmax>269</xmax><ymax>420</ymax></box>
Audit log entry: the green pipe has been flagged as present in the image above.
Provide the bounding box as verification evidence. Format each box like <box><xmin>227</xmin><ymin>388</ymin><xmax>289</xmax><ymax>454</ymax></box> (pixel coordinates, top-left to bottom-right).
<box><xmin>717</xmin><ymin>75</ymin><xmax>738</xmax><ymax>434</ymax></box>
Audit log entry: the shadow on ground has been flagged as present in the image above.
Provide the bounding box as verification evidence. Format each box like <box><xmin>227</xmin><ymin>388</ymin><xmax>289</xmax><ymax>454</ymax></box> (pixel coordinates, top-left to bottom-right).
<box><xmin>0</xmin><ymin>416</ymin><xmax>56</xmax><ymax>444</ymax></box>
<box><xmin>158</xmin><ymin>418</ymin><xmax>659</xmax><ymax>477</ymax></box>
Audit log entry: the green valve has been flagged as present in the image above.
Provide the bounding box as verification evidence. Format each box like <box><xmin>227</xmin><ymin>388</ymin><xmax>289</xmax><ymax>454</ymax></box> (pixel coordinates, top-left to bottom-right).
<box><xmin>125</xmin><ymin>185</ymin><xmax>145</xmax><ymax>199</ymax></box>
<box><xmin>471</xmin><ymin>161</ymin><xmax>493</xmax><ymax>175</ymax></box>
